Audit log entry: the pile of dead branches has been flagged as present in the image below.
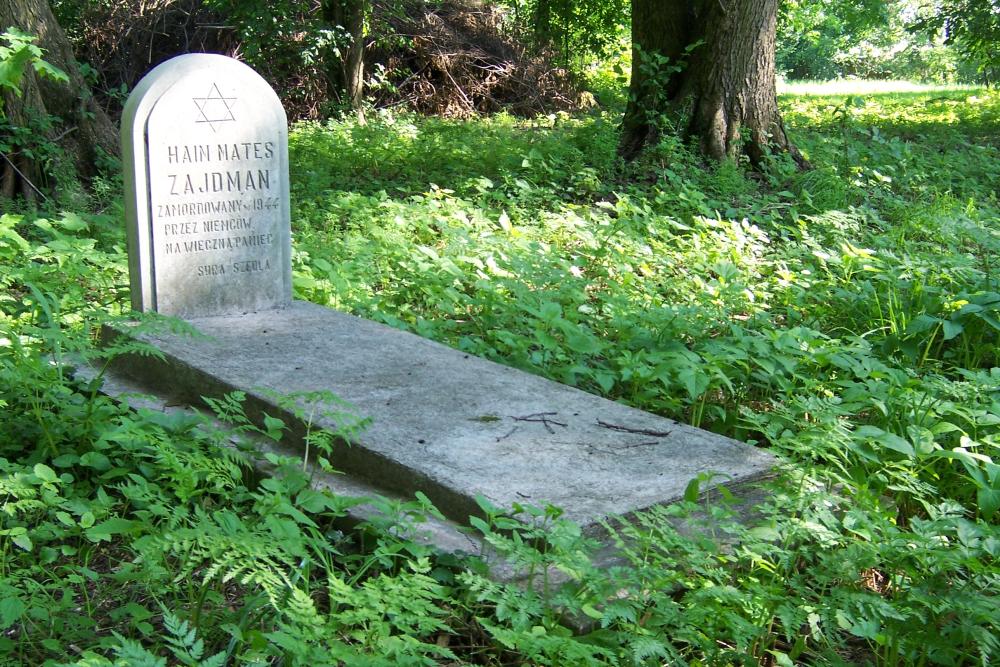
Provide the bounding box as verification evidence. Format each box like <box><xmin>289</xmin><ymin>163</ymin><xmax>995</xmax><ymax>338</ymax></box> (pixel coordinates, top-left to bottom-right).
<box><xmin>373</xmin><ymin>0</ymin><xmax>581</xmax><ymax>116</ymax></box>
<box><xmin>60</xmin><ymin>0</ymin><xmax>233</xmax><ymax>119</ymax></box>
<box><xmin>60</xmin><ymin>0</ymin><xmax>583</xmax><ymax>123</ymax></box>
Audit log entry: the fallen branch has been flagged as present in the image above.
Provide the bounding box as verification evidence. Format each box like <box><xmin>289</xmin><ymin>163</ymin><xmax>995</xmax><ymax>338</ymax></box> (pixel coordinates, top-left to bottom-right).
<box><xmin>496</xmin><ymin>426</ymin><xmax>518</xmax><ymax>442</ymax></box>
<box><xmin>596</xmin><ymin>419</ymin><xmax>673</xmax><ymax>438</ymax></box>
<box><xmin>511</xmin><ymin>412</ymin><xmax>567</xmax><ymax>434</ymax></box>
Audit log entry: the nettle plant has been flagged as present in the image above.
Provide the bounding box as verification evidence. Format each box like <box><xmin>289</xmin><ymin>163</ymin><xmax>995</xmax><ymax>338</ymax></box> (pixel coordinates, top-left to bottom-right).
<box><xmin>284</xmin><ymin>89</ymin><xmax>999</xmax><ymax>663</ymax></box>
<box><xmin>0</xmin><ymin>211</ymin><xmax>456</xmax><ymax>665</ymax></box>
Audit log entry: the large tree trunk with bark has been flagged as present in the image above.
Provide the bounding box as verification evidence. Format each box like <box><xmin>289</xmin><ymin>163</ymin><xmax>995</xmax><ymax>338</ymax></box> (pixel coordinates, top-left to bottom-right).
<box><xmin>1</xmin><ymin>0</ymin><xmax>118</xmax><ymax>200</ymax></box>
<box><xmin>620</xmin><ymin>0</ymin><xmax>806</xmax><ymax>168</ymax></box>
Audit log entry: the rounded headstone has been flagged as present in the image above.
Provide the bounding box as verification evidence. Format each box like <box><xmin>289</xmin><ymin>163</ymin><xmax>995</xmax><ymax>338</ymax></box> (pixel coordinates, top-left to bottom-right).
<box><xmin>122</xmin><ymin>54</ymin><xmax>292</xmax><ymax>318</ymax></box>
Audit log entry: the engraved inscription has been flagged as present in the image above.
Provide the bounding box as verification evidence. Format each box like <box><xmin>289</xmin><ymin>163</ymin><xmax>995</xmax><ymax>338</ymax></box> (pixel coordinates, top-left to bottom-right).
<box><xmin>197</xmin><ymin>264</ymin><xmax>225</xmax><ymax>276</ymax></box>
<box><xmin>154</xmin><ymin>131</ymin><xmax>280</xmax><ymax>279</ymax></box>
<box><xmin>167</xmin><ymin>169</ymin><xmax>271</xmax><ymax>195</ymax></box>
<box><xmin>166</xmin><ymin>141</ymin><xmax>275</xmax><ymax>164</ymax></box>
<box><xmin>162</xmin><ymin>232</ymin><xmax>274</xmax><ymax>254</ymax></box>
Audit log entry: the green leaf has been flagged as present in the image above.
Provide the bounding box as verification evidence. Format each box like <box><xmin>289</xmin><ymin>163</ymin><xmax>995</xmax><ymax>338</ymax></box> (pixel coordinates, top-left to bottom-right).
<box><xmin>263</xmin><ymin>414</ymin><xmax>286</xmax><ymax>441</ymax></box>
<box><xmin>905</xmin><ymin>314</ymin><xmax>939</xmax><ymax>334</ymax></box>
<box><xmin>593</xmin><ymin>371</ymin><xmax>615</xmax><ymax>393</ymax></box>
<box><xmin>56</xmin><ymin>212</ymin><xmax>89</xmax><ymax>232</ymax></box>
<box><xmin>0</xmin><ymin>596</ymin><xmax>26</xmax><ymax>630</ymax></box>
<box><xmin>941</xmin><ymin>319</ymin><xmax>963</xmax><ymax>340</ymax></box>
<box><xmin>768</xmin><ymin>651</ymin><xmax>795</xmax><ymax>667</ymax></box>
<box><xmin>678</xmin><ymin>368</ymin><xmax>707</xmax><ymax>400</ymax></box>
<box><xmin>977</xmin><ymin>312</ymin><xmax>1000</xmax><ymax>331</ymax></box>
<box><xmin>977</xmin><ymin>488</ymin><xmax>1000</xmax><ymax>520</ymax></box>
<box><xmin>32</xmin><ymin>59</ymin><xmax>68</xmax><ymax>83</ymax></box>
<box><xmin>295</xmin><ymin>488</ymin><xmax>336</xmax><ymax>513</ymax></box>
<box><xmin>854</xmin><ymin>425</ymin><xmax>914</xmax><ymax>457</ymax></box>
<box><xmin>80</xmin><ymin>452</ymin><xmax>112</xmax><ymax>471</ymax></box>
<box><xmin>565</xmin><ymin>328</ymin><xmax>602</xmax><ymax>355</ymax></box>
<box><xmin>538</xmin><ymin>301</ymin><xmax>562</xmax><ymax>322</ymax></box>
<box><xmin>12</xmin><ymin>533</ymin><xmax>32</xmax><ymax>552</ymax></box>
<box><xmin>683</xmin><ymin>476</ymin><xmax>701</xmax><ymax>503</ymax></box>
<box><xmin>848</xmin><ymin>617</ymin><xmax>880</xmax><ymax>640</ymax></box>
<box><xmin>468</xmin><ymin>515</ymin><xmax>490</xmax><ymax>536</ymax></box>
<box><xmin>0</xmin><ymin>44</ymin><xmax>33</xmax><ymax>93</ymax></box>
<box><xmin>748</xmin><ymin>525</ymin><xmax>782</xmax><ymax>542</ymax></box>
<box><xmin>32</xmin><ymin>463</ymin><xmax>58</xmax><ymax>483</ymax></box>
<box><xmin>85</xmin><ymin>518</ymin><xmax>140</xmax><ymax>542</ymax></box>
<box><xmin>51</xmin><ymin>453</ymin><xmax>79</xmax><ymax>467</ymax></box>
<box><xmin>199</xmin><ymin>652</ymin><xmax>227</xmax><ymax>667</ymax></box>
<box><xmin>474</xmin><ymin>494</ymin><xmax>501</xmax><ymax>516</ymax></box>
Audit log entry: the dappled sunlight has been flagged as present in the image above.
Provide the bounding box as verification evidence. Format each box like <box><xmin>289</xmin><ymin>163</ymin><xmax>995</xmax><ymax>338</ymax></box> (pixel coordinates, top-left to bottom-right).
<box><xmin>289</xmin><ymin>110</ymin><xmax>619</xmax><ymax>201</ymax></box>
<box><xmin>4</xmin><ymin>0</ymin><xmax>1000</xmax><ymax>658</ymax></box>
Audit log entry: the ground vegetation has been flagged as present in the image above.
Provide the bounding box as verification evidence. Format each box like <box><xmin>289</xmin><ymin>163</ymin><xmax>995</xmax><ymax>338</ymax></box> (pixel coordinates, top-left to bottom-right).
<box><xmin>1</xmin><ymin>1</ymin><xmax>999</xmax><ymax>664</ymax></box>
<box><xmin>2</xmin><ymin>79</ymin><xmax>998</xmax><ymax>665</ymax></box>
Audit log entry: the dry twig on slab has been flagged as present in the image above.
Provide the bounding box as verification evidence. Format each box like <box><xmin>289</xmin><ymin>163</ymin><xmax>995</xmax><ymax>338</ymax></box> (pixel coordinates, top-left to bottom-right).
<box><xmin>596</xmin><ymin>419</ymin><xmax>673</xmax><ymax>438</ymax></box>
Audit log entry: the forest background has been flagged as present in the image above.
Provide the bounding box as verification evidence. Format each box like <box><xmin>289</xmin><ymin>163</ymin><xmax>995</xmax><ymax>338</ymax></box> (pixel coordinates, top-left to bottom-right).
<box><xmin>1</xmin><ymin>1</ymin><xmax>999</xmax><ymax>665</ymax></box>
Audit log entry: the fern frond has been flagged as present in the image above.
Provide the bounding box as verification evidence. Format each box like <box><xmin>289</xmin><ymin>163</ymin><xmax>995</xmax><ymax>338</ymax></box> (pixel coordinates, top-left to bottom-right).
<box><xmin>111</xmin><ymin>633</ymin><xmax>167</xmax><ymax>667</ymax></box>
<box><xmin>161</xmin><ymin>607</ymin><xmax>205</xmax><ymax>665</ymax></box>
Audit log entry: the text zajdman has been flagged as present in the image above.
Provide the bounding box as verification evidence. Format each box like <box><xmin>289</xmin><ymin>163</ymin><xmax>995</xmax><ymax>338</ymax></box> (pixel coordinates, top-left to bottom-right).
<box><xmin>164</xmin><ymin>141</ymin><xmax>276</xmax><ymax>195</ymax></box>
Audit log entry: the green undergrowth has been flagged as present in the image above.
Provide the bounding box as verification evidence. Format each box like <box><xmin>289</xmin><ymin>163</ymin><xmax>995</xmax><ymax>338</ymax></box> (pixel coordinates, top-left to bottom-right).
<box><xmin>1</xmin><ymin>86</ymin><xmax>999</xmax><ymax>665</ymax></box>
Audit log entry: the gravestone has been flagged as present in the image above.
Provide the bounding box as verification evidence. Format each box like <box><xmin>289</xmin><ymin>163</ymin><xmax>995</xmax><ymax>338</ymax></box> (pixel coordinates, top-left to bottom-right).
<box><xmin>104</xmin><ymin>54</ymin><xmax>776</xmax><ymax>558</ymax></box>
<box><xmin>122</xmin><ymin>53</ymin><xmax>291</xmax><ymax>318</ymax></box>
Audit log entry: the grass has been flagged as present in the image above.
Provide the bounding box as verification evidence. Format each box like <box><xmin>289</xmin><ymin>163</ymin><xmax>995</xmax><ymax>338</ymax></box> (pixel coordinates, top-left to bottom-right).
<box><xmin>1</xmin><ymin>81</ymin><xmax>998</xmax><ymax>665</ymax></box>
<box><xmin>777</xmin><ymin>78</ymin><xmax>983</xmax><ymax>95</ymax></box>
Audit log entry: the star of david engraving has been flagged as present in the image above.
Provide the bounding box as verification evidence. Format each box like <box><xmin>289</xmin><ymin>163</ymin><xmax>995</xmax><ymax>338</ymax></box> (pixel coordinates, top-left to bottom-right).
<box><xmin>192</xmin><ymin>83</ymin><xmax>236</xmax><ymax>131</ymax></box>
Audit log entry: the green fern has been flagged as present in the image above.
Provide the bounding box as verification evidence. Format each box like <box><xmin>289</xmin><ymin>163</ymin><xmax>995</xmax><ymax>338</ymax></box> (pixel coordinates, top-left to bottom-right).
<box><xmin>110</xmin><ymin>634</ymin><xmax>166</xmax><ymax>667</ymax></box>
<box><xmin>150</xmin><ymin>508</ymin><xmax>297</xmax><ymax>608</ymax></box>
<box><xmin>629</xmin><ymin>635</ymin><xmax>673</xmax><ymax>664</ymax></box>
<box><xmin>161</xmin><ymin>607</ymin><xmax>226</xmax><ymax>666</ymax></box>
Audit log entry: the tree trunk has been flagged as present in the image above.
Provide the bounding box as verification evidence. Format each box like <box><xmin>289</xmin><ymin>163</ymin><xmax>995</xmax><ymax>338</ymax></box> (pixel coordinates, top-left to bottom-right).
<box><xmin>620</xmin><ymin>0</ymin><xmax>806</xmax><ymax>168</ymax></box>
<box><xmin>1</xmin><ymin>0</ymin><xmax>118</xmax><ymax>199</ymax></box>
<box><xmin>322</xmin><ymin>0</ymin><xmax>367</xmax><ymax>124</ymax></box>
<box><xmin>618</xmin><ymin>0</ymin><xmax>690</xmax><ymax>160</ymax></box>
<box><xmin>533</xmin><ymin>0</ymin><xmax>554</xmax><ymax>46</ymax></box>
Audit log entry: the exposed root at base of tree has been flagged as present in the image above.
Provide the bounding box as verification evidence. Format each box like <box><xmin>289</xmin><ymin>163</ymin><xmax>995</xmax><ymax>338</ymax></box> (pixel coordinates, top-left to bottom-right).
<box><xmin>0</xmin><ymin>152</ymin><xmax>42</xmax><ymax>202</ymax></box>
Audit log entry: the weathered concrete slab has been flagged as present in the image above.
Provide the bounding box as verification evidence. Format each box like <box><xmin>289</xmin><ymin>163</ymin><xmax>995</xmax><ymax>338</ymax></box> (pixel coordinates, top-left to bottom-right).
<box><xmin>78</xmin><ymin>363</ymin><xmax>492</xmax><ymax>566</ymax></box>
<box><xmin>103</xmin><ymin>300</ymin><xmax>774</xmax><ymax>533</ymax></box>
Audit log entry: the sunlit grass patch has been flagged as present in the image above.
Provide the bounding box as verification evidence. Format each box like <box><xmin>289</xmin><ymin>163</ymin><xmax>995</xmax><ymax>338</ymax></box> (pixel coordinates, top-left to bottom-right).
<box><xmin>778</xmin><ymin>78</ymin><xmax>983</xmax><ymax>96</ymax></box>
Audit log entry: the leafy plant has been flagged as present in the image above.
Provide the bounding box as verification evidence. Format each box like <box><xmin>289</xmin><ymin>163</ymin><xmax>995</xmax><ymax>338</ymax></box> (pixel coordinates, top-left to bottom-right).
<box><xmin>0</xmin><ymin>28</ymin><xmax>68</xmax><ymax>117</ymax></box>
<box><xmin>2</xmin><ymin>80</ymin><xmax>999</xmax><ymax>665</ymax></box>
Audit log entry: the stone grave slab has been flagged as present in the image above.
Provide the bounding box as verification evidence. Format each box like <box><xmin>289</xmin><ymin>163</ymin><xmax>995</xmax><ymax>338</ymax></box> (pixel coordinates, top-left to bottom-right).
<box><xmin>103</xmin><ymin>301</ymin><xmax>775</xmax><ymax>532</ymax></box>
<box><xmin>106</xmin><ymin>53</ymin><xmax>775</xmax><ymax>547</ymax></box>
